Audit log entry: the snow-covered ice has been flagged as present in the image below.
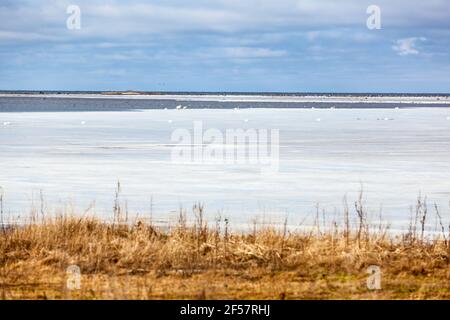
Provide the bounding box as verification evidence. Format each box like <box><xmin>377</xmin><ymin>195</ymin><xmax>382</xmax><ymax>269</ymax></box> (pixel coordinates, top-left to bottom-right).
<box><xmin>1</xmin><ymin>107</ymin><xmax>450</xmax><ymax>230</ymax></box>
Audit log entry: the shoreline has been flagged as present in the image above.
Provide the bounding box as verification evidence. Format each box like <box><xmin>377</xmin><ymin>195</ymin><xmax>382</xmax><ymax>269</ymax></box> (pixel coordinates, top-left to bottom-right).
<box><xmin>1</xmin><ymin>93</ymin><xmax>450</xmax><ymax>105</ymax></box>
<box><xmin>1</xmin><ymin>215</ymin><xmax>448</xmax><ymax>300</ymax></box>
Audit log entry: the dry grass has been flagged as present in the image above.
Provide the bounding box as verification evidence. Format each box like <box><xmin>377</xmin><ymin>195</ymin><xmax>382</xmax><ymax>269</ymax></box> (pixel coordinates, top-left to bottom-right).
<box><xmin>0</xmin><ymin>198</ymin><xmax>449</xmax><ymax>300</ymax></box>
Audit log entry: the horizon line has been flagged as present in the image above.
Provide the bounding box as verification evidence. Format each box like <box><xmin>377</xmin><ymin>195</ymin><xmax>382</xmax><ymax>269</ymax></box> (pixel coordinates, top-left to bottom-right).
<box><xmin>1</xmin><ymin>90</ymin><xmax>449</xmax><ymax>96</ymax></box>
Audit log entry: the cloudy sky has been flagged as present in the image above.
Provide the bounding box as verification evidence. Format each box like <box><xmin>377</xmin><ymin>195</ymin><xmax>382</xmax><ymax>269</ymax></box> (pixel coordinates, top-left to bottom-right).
<box><xmin>0</xmin><ymin>0</ymin><xmax>449</xmax><ymax>92</ymax></box>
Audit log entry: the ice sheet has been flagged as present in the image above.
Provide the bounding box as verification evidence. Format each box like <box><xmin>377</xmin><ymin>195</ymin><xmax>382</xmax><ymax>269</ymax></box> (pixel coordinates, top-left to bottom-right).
<box><xmin>1</xmin><ymin>107</ymin><xmax>450</xmax><ymax>230</ymax></box>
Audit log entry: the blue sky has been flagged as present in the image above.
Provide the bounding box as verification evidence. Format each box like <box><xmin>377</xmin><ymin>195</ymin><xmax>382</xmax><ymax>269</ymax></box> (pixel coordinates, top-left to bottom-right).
<box><xmin>0</xmin><ymin>0</ymin><xmax>449</xmax><ymax>93</ymax></box>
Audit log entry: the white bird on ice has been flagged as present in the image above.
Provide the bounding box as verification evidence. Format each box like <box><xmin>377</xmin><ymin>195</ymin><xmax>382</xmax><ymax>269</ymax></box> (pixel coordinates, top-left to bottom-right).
<box><xmin>316</xmin><ymin>118</ymin><xmax>321</xmax><ymax>122</ymax></box>
<box><xmin>81</xmin><ymin>121</ymin><xmax>86</xmax><ymax>125</ymax></box>
<box><xmin>176</xmin><ymin>105</ymin><xmax>182</xmax><ymax>110</ymax></box>
<box><xmin>3</xmin><ymin>122</ymin><xmax>11</xmax><ymax>126</ymax></box>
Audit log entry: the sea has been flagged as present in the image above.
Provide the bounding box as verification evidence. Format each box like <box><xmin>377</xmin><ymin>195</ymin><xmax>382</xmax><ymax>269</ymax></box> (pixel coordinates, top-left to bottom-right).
<box><xmin>1</xmin><ymin>93</ymin><xmax>450</xmax><ymax>232</ymax></box>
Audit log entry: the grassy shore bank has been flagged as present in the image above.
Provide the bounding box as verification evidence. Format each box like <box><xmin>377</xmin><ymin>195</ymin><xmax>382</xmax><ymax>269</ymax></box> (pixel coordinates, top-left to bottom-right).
<box><xmin>0</xmin><ymin>204</ymin><xmax>449</xmax><ymax>300</ymax></box>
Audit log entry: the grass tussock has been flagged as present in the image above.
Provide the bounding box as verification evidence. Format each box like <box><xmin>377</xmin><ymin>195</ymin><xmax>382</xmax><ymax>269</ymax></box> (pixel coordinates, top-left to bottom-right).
<box><xmin>0</xmin><ymin>187</ymin><xmax>449</xmax><ymax>300</ymax></box>
<box><xmin>0</xmin><ymin>210</ymin><xmax>449</xmax><ymax>299</ymax></box>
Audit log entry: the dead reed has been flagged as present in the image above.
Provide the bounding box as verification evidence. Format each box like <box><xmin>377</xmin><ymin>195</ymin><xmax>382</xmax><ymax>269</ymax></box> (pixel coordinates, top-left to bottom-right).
<box><xmin>0</xmin><ymin>189</ymin><xmax>449</xmax><ymax>300</ymax></box>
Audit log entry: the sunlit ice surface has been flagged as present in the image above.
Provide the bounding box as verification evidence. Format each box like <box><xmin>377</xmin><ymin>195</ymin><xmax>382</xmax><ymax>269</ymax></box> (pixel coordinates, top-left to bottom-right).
<box><xmin>1</xmin><ymin>104</ymin><xmax>450</xmax><ymax>232</ymax></box>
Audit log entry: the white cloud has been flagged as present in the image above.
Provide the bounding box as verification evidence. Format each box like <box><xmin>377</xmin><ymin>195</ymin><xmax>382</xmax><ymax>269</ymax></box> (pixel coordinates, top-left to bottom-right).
<box><xmin>0</xmin><ymin>31</ymin><xmax>59</xmax><ymax>42</ymax></box>
<box><xmin>1</xmin><ymin>1</ymin><xmax>449</xmax><ymax>42</ymax></box>
<box><xmin>392</xmin><ymin>37</ymin><xmax>426</xmax><ymax>56</ymax></box>
<box><xmin>222</xmin><ymin>47</ymin><xmax>287</xmax><ymax>58</ymax></box>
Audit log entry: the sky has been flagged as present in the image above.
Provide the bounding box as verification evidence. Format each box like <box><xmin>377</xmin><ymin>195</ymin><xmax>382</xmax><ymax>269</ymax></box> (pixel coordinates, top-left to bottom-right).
<box><xmin>0</xmin><ymin>0</ymin><xmax>449</xmax><ymax>93</ymax></box>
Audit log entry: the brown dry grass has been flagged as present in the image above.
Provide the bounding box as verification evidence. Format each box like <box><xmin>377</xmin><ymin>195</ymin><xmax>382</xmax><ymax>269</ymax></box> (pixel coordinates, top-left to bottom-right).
<box><xmin>0</xmin><ymin>201</ymin><xmax>449</xmax><ymax>300</ymax></box>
